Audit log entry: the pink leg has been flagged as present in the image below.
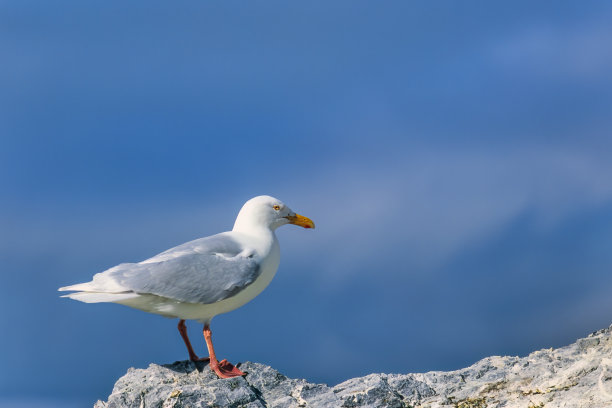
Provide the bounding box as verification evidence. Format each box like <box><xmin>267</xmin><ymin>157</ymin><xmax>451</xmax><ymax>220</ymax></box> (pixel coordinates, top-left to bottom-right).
<box><xmin>203</xmin><ymin>323</ymin><xmax>245</xmax><ymax>378</ymax></box>
<box><xmin>177</xmin><ymin>319</ymin><xmax>209</xmax><ymax>362</ymax></box>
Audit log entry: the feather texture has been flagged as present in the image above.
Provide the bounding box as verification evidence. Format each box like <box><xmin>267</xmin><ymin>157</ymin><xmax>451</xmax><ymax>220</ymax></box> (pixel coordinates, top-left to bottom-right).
<box><xmin>60</xmin><ymin>233</ymin><xmax>261</xmax><ymax>304</ymax></box>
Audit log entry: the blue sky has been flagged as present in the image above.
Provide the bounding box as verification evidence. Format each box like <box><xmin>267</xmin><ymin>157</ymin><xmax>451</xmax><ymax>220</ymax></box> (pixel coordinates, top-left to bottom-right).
<box><xmin>2</xmin><ymin>1</ymin><xmax>612</xmax><ymax>406</ymax></box>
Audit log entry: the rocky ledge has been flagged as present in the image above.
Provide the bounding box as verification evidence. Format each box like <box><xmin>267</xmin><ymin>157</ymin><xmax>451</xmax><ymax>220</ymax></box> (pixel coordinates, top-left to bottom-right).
<box><xmin>95</xmin><ymin>325</ymin><xmax>612</xmax><ymax>407</ymax></box>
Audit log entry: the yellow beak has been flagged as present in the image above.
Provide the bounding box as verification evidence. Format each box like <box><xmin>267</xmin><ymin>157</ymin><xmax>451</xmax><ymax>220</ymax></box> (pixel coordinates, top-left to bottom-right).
<box><xmin>285</xmin><ymin>213</ymin><xmax>315</xmax><ymax>229</ymax></box>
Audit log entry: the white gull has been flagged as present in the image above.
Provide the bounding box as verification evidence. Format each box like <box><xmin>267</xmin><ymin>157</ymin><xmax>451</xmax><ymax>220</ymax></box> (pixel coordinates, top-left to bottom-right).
<box><xmin>59</xmin><ymin>195</ymin><xmax>314</xmax><ymax>378</ymax></box>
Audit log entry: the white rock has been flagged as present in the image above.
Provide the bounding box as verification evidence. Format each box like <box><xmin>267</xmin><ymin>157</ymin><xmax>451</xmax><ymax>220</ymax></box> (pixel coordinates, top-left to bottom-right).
<box><xmin>96</xmin><ymin>325</ymin><xmax>612</xmax><ymax>407</ymax></box>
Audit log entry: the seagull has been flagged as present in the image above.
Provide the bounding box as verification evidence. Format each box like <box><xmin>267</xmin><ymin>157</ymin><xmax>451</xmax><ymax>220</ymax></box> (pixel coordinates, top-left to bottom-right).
<box><xmin>59</xmin><ymin>195</ymin><xmax>314</xmax><ymax>378</ymax></box>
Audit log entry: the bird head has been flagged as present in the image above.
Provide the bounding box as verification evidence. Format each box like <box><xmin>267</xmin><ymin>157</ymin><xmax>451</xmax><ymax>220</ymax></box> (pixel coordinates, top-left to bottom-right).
<box><xmin>233</xmin><ymin>195</ymin><xmax>315</xmax><ymax>232</ymax></box>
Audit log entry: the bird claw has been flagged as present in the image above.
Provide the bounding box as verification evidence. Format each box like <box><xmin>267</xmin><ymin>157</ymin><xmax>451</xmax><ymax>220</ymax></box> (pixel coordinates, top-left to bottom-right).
<box><xmin>212</xmin><ymin>359</ymin><xmax>246</xmax><ymax>378</ymax></box>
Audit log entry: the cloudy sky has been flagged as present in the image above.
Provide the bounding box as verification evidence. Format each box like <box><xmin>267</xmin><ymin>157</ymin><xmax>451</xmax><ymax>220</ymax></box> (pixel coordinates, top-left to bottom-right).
<box><xmin>2</xmin><ymin>1</ymin><xmax>612</xmax><ymax>406</ymax></box>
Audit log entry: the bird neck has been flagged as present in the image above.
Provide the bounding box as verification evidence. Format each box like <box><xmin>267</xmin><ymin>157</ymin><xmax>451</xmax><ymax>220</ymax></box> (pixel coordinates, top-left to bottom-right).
<box><xmin>231</xmin><ymin>223</ymin><xmax>278</xmax><ymax>255</ymax></box>
<box><xmin>232</xmin><ymin>220</ymin><xmax>276</xmax><ymax>236</ymax></box>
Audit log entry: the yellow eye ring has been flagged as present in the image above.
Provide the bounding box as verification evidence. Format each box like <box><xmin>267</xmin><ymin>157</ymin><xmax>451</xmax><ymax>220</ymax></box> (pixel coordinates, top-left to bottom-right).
<box><xmin>273</xmin><ymin>205</ymin><xmax>281</xmax><ymax>211</ymax></box>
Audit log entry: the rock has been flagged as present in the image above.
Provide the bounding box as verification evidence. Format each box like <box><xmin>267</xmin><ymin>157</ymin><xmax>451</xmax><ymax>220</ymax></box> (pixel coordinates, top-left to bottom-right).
<box><xmin>96</xmin><ymin>325</ymin><xmax>612</xmax><ymax>407</ymax></box>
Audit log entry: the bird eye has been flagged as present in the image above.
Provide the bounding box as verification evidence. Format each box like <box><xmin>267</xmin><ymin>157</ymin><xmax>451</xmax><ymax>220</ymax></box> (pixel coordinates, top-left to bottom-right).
<box><xmin>273</xmin><ymin>205</ymin><xmax>281</xmax><ymax>211</ymax></box>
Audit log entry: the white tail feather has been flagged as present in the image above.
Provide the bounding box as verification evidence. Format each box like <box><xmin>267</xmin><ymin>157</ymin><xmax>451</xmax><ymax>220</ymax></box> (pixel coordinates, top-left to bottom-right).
<box><xmin>58</xmin><ymin>282</ymin><xmax>95</xmax><ymax>292</ymax></box>
<box><xmin>61</xmin><ymin>292</ymin><xmax>140</xmax><ymax>303</ymax></box>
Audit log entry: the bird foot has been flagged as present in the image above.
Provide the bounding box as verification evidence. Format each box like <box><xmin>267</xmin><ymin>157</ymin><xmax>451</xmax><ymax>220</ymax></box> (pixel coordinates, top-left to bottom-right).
<box><xmin>211</xmin><ymin>359</ymin><xmax>246</xmax><ymax>378</ymax></box>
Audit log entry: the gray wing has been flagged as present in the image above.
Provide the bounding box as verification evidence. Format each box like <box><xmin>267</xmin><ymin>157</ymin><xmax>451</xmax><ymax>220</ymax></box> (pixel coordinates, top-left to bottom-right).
<box><xmin>91</xmin><ymin>233</ymin><xmax>261</xmax><ymax>304</ymax></box>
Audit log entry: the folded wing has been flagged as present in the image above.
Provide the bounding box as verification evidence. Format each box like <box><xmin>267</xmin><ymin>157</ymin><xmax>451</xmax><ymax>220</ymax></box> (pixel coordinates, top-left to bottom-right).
<box><xmin>59</xmin><ymin>233</ymin><xmax>261</xmax><ymax>304</ymax></box>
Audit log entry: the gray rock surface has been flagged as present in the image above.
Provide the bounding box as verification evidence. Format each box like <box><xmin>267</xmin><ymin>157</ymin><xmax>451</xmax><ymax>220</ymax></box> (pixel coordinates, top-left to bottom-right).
<box><xmin>96</xmin><ymin>325</ymin><xmax>612</xmax><ymax>407</ymax></box>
